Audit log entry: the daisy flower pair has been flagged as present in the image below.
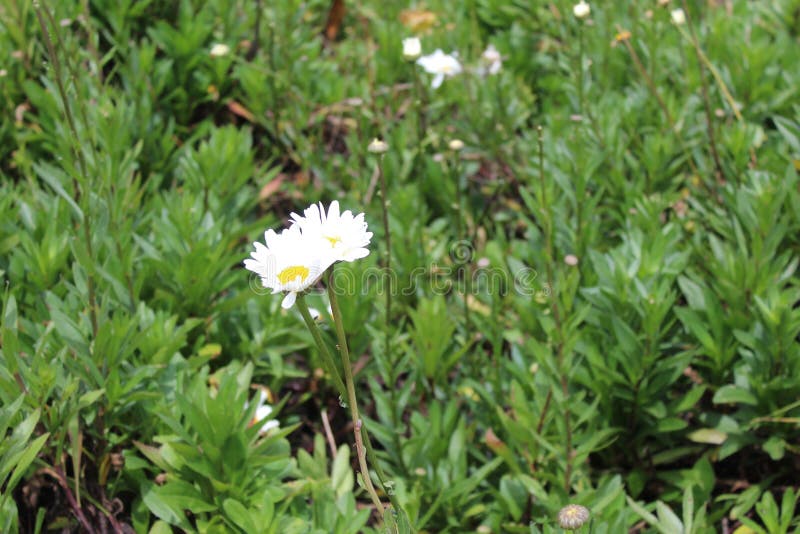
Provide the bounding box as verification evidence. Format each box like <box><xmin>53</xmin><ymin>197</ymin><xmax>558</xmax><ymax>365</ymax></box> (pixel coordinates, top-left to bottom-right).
<box><xmin>244</xmin><ymin>201</ymin><xmax>372</xmax><ymax>309</ymax></box>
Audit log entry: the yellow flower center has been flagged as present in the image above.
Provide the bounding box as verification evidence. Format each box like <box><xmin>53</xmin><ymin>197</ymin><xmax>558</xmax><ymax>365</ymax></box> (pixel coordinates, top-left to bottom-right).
<box><xmin>277</xmin><ymin>265</ymin><xmax>310</xmax><ymax>284</ymax></box>
<box><xmin>326</xmin><ymin>236</ymin><xmax>342</xmax><ymax>247</ymax></box>
<box><xmin>441</xmin><ymin>65</ymin><xmax>454</xmax><ymax>73</ymax></box>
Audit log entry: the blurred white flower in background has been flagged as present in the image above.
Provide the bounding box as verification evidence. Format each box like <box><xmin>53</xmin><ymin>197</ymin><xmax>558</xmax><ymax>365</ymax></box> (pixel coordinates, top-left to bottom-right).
<box><xmin>417</xmin><ymin>49</ymin><xmax>462</xmax><ymax>89</ymax></box>
<box><xmin>671</xmin><ymin>8</ymin><xmax>686</xmax><ymax>25</ymax></box>
<box><xmin>573</xmin><ymin>1</ymin><xmax>591</xmax><ymax>19</ymax></box>
<box><xmin>209</xmin><ymin>43</ymin><xmax>230</xmax><ymax>57</ymax></box>
<box><xmin>448</xmin><ymin>139</ymin><xmax>465</xmax><ymax>151</ymax></box>
<box><xmin>402</xmin><ymin>37</ymin><xmax>422</xmax><ymax>60</ymax></box>
<box><xmin>367</xmin><ymin>138</ymin><xmax>389</xmax><ymax>153</ymax></box>
<box><xmin>249</xmin><ymin>390</ymin><xmax>279</xmax><ymax>434</ymax></box>
<box><xmin>478</xmin><ymin>44</ymin><xmax>502</xmax><ymax>76</ymax></box>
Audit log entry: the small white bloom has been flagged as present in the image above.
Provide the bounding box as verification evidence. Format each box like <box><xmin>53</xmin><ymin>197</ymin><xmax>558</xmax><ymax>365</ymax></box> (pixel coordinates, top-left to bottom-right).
<box><xmin>210</xmin><ymin>43</ymin><xmax>230</xmax><ymax>58</ymax></box>
<box><xmin>448</xmin><ymin>139</ymin><xmax>465</xmax><ymax>151</ymax></box>
<box><xmin>416</xmin><ymin>49</ymin><xmax>462</xmax><ymax>89</ymax></box>
<box><xmin>671</xmin><ymin>8</ymin><xmax>686</xmax><ymax>25</ymax></box>
<box><xmin>402</xmin><ymin>37</ymin><xmax>422</xmax><ymax>61</ymax></box>
<box><xmin>244</xmin><ymin>225</ymin><xmax>334</xmax><ymax>309</ymax></box>
<box><xmin>573</xmin><ymin>1</ymin><xmax>591</xmax><ymax>19</ymax></box>
<box><xmin>478</xmin><ymin>44</ymin><xmax>502</xmax><ymax>76</ymax></box>
<box><xmin>367</xmin><ymin>138</ymin><xmax>389</xmax><ymax>153</ymax></box>
<box><xmin>250</xmin><ymin>390</ymin><xmax>279</xmax><ymax>434</ymax></box>
<box><xmin>290</xmin><ymin>201</ymin><xmax>372</xmax><ymax>263</ymax></box>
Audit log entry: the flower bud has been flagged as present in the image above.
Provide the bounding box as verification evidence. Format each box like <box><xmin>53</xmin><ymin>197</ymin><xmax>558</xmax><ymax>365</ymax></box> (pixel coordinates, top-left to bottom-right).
<box><xmin>671</xmin><ymin>8</ymin><xmax>686</xmax><ymax>25</ymax></box>
<box><xmin>557</xmin><ymin>504</ymin><xmax>590</xmax><ymax>530</ymax></box>
<box><xmin>402</xmin><ymin>37</ymin><xmax>421</xmax><ymax>61</ymax></box>
<box><xmin>448</xmin><ymin>139</ymin><xmax>464</xmax><ymax>151</ymax></box>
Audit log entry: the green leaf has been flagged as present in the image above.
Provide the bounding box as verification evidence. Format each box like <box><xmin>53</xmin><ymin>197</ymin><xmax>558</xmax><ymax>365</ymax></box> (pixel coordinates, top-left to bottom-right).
<box><xmin>626</xmin><ymin>496</ymin><xmax>670</xmax><ymax>534</ymax></box>
<box><xmin>682</xmin><ymin>487</ymin><xmax>695</xmax><ymax>534</ymax></box>
<box><xmin>142</xmin><ymin>481</ymin><xmax>215</xmax><ymax>531</ymax></box>
<box><xmin>222</xmin><ymin>498</ymin><xmax>257</xmax><ymax>533</ymax></box>
<box><xmin>78</xmin><ymin>389</ymin><xmax>106</xmax><ymax>409</ymax></box>
<box><xmin>656</xmin><ymin>417</ymin><xmax>688</xmax><ymax>432</ymax></box>
<box><xmin>656</xmin><ymin>501</ymin><xmax>684</xmax><ymax>533</ymax></box>
<box><xmin>331</xmin><ymin>444</ymin><xmax>352</xmax><ymax>497</ymax></box>
<box><xmin>6</xmin><ymin>433</ymin><xmax>49</xmax><ymax>492</ymax></box>
<box><xmin>713</xmin><ymin>385</ymin><xmax>758</xmax><ymax>406</ymax></box>
<box><xmin>687</xmin><ymin>428</ymin><xmax>727</xmax><ymax>445</ymax></box>
<box><xmin>762</xmin><ymin>436</ymin><xmax>785</xmax><ymax>461</ymax></box>
<box><xmin>149</xmin><ymin>520</ymin><xmax>174</xmax><ymax>534</ymax></box>
<box><xmin>34</xmin><ymin>162</ymin><xmax>84</xmax><ymax>221</ymax></box>
<box><xmin>198</xmin><ymin>343</ymin><xmax>222</xmax><ymax>358</ymax></box>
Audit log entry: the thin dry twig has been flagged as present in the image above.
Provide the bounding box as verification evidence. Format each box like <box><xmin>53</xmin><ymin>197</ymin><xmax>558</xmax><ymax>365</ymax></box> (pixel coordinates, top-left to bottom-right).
<box><xmin>321</xmin><ymin>409</ymin><xmax>338</xmax><ymax>458</ymax></box>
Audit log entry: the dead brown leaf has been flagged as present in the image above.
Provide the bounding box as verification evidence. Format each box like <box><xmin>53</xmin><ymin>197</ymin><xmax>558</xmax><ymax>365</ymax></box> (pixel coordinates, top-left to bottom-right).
<box><xmin>228</xmin><ymin>100</ymin><xmax>255</xmax><ymax>122</ymax></box>
<box><xmin>324</xmin><ymin>0</ymin><xmax>346</xmax><ymax>41</ymax></box>
<box><xmin>259</xmin><ymin>174</ymin><xmax>286</xmax><ymax>201</ymax></box>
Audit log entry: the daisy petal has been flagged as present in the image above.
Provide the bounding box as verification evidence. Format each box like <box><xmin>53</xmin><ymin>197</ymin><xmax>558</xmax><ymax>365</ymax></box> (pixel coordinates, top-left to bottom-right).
<box><xmin>281</xmin><ymin>292</ymin><xmax>298</xmax><ymax>309</ymax></box>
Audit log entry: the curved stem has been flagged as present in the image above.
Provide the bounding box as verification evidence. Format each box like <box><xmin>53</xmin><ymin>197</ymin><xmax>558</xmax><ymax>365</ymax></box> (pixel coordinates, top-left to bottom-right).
<box><xmin>326</xmin><ymin>271</ymin><xmax>386</xmax><ymax>516</ymax></box>
<box><xmin>295</xmin><ymin>295</ymin><xmax>347</xmax><ymax>398</ymax></box>
<box><xmin>298</xmin><ymin>286</ymin><xmax>411</xmax><ymax>528</ymax></box>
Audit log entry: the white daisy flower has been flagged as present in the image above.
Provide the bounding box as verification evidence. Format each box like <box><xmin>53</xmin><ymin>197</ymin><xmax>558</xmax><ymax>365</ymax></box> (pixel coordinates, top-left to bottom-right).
<box><xmin>244</xmin><ymin>225</ymin><xmax>334</xmax><ymax>309</ymax></box>
<box><xmin>402</xmin><ymin>37</ymin><xmax>422</xmax><ymax>61</ymax></box>
<box><xmin>209</xmin><ymin>43</ymin><xmax>230</xmax><ymax>58</ymax></box>
<box><xmin>249</xmin><ymin>390</ymin><xmax>279</xmax><ymax>434</ymax></box>
<box><xmin>416</xmin><ymin>49</ymin><xmax>462</xmax><ymax>89</ymax></box>
<box><xmin>573</xmin><ymin>1</ymin><xmax>591</xmax><ymax>19</ymax></box>
<box><xmin>448</xmin><ymin>139</ymin><xmax>465</xmax><ymax>151</ymax></box>
<box><xmin>478</xmin><ymin>44</ymin><xmax>502</xmax><ymax>76</ymax></box>
<box><xmin>367</xmin><ymin>138</ymin><xmax>389</xmax><ymax>154</ymax></box>
<box><xmin>289</xmin><ymin>201</ymin><xmax>372</xmax><ymax>263</ymax></box>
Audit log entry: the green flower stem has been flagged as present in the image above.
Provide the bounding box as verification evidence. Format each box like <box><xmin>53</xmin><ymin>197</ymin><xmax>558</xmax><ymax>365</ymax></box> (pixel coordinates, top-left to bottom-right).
<box><xmin>374</xmin><ymin>152</ymin><xmax>409</xmax><ymax>478</ymax></box>
<box><xmin>298</xmin><ymin>284</ymin><xmax>410</xmax><ymax>528</ymax></box>
<box><xmin>295</xmin><ymin>295</ymin><xmax>347</xmax><ymax>398</ymax></box>
<box><xmin>376</xmin><ymin>154</ymin><xmax>393</xmax><ymax>359</ymax></box>
<box><xmin>410</xmin><ymin>61</ymin><xmax>428</xmax><ymax>268</ymax></box>
<box><xmin>325</xmin><ymin>271</ymin><xmax>386</xmax><ymax>517</ymax></box>
<box><xmin>677</xmin><ymin>0</ymin><xmax>726</xmax><ymax>181</ymax></box>
<box><xmin>411</xmin><ymin>64</ymin><xmax>426</xmax><ymax>146</ymax></box>
<box><xmin>34</xmin><ymin>1</ymin><xmax>98</xmax><ymax>340</ymax></box>
<box><xmin>451</xmin><ymin>152</ymin><xmax>471</xmax><ymax>336</ymax></box>
<box><xmin>578</xmin><ymin>22</ymin><xmax>585</xmax><ymax>115</ymax></box>
<box><xmin>533</xmin><ymin>127</ymin><xmax>573</xmax><ymax>492</ymax></box>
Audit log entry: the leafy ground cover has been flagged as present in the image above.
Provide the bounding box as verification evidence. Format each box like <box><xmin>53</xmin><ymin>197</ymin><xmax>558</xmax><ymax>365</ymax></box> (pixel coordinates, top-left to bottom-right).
<box><xmin>1</xmin><ymin>0</ymin><xmax>799</xmax><ymax>532</ymax></box>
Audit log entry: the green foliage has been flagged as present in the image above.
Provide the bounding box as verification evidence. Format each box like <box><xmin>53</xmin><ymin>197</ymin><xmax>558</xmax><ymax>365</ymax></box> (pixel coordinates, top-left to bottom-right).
<box><xmin>0</xmin><ymin>396</ymin><xmax>49</xmax><ymax>533</ymax></box>
<box><xmin>132</xmin><ymin>362</ymin><xmax>294</xmax><ymax>533</ymax></box>
<box><xmin>409</xmin><ymin>295</ymin><xmax>462</xmax><ymax>383</ymax></box>
<box><xmin>1</xmin><ymin>0</ymin><xmax>798</xmax><ymax>531</ymax></box>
